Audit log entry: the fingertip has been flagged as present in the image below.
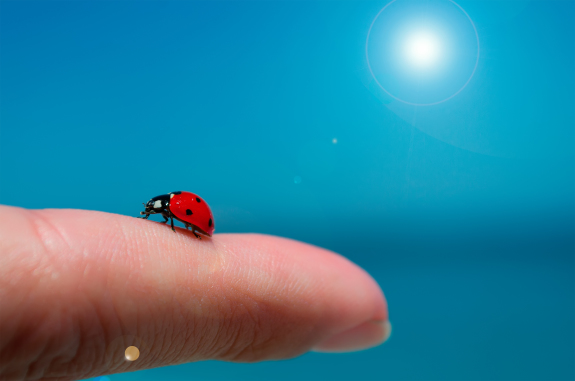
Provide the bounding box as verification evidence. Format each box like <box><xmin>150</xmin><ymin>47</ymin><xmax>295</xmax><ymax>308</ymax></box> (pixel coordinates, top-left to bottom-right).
<box><xmin>311</xmin><ymin>320</ymin><xmax>392</xmax><ymax>353</ymax></box>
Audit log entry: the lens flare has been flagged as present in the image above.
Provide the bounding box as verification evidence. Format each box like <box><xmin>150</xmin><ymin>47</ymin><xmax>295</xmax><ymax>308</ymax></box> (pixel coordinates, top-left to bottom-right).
<box><xmin>365</xmin><ymin>0</ymin><xmax>480</xmax><ymax>106</ymax></box>
<box><xmin>125</xmin><ymin>346</ymin><xmax>140</xmax><ymax>361</ymax></box>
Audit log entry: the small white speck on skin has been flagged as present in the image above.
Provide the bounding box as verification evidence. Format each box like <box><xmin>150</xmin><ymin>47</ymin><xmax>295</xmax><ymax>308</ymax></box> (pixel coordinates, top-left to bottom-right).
<box><xmin>51</xmin><ymin>272</ymin><xmax>59</xmax><ymax>280</ymax></box>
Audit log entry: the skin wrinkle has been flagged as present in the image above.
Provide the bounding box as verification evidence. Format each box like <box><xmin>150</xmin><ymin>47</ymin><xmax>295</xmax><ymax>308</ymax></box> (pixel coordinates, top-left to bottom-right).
<box><xmin>217</xmin><ymin>317</ymin><xmax>243</xmax><ymax>361</ymax></box>
<box><xmin>198</xmin><ymin>285</ymin><xmax>258</xmax><ymax>361</ymax></box>
<box><xmin>236</xmin><ymin>299</ymin><xmax>261</xmax><ymax>355</ymax></box>
<box><xmin>169</xmin><ymin>310</ymin><xmax>193</xmax><ymax>365</ymax></box>
<box><xmin>27</xmin><ymin>307</ymin><xmax>73</xmax><ymax>379</ymax></box>
<box><xmin>104</xmin><ymin>287</ymin><xmax>133</xmax><ymax>374</ymax></box>
<box><xmin>107</xmin><ymin>218</ymin><xmax>130</xmax><ymax>275</ymax></box>
<box><xmin>2</xmin><ymin>216</ymin><xmax>69</xmax><ymax>380</ymax></box>
<box><xmin>112</xmin><ymin>217</ymin><xmax>132</xmax><ymax>269</ymax></box>
<box><xmin>0</xmin><ymin>286</ymin><xmax>24</xmax><ymax>353</ymax></box>
<box><xmin>75</xmin><ymin>304</ymin><xmax>103</xmax><ymax>377</ymax></box>
<box><xmin>239</xmin><ymin>245</ymin><xmax>321</xmax><ymax>356</ymax></box>
<box><xmin>13</xmin><ymin>312</ymin><xmax>52</xmax><ymax>380</ymax></box>
<box><xmin>71</xmin><ymin>290</ymin><xmax>101</xmax><ymax>377</ymax></box>
<box><xmin>48</xmin><ymin>309</ymin><xmax>80</xmax><ymax>377</ymax></box>
<box><xmin>166</xmin><ymin>295</ymin><xmax>189</xmax><ymax>363</ymax></box>
<box><xmin>180</xmin><ymin>310</ymin><xmax>199</xmax><ymax>359</ymax></box>
<box><xmin>14</xmin><ymin>222</ymin><xmax>54</xmax><ymax>292</ymax></box>
<box><xmin>73</xmin><ymin>303</ymin><xmax>101</xmax><ymax>379</ymax></box>
<box><xmin>172</xmin><ymin>260</ymin><xmax>206</xmax><ymax>360</ymax></box>
<box><xmin>202</xmin><ymin>319</ymin><xmax>223</xmax><ymax>359</ymax></box>
<box><xmin>28</xmin><ymin>210</ymin><xmax>72</xmax><ymax>263</ymax></box>
<box><xmin>87</xmin><ymin>299</ymin><xmax>119</xmax><ymax>369</ymax></box>
<box><xmin>219</xmin><ymin>283</ymin><xmax>303</xmax><ymax>361</ymax></box>
<box><xmin>205</xmin><ymin>310</ymin><xmax>226</xmax><ymax>359</ymax></box>
<box><xmin>221</xmin><ymin>308</ymin><xmax>246</xmax><ymax>358</ymax></box>
<box><xmin>232</xmin><ymin>305</ymin><xmax>260</xmax><ymax>361</ymax></box>
<box><xmin>164</xmin><ymin>296</ymin><xmax>185</xmax><ymax>362</ymax></box>
<box><xmin>37</xmin><ymin>318</ymin><xmax>77</xmax><ymax>379</ymax></box>
<box><xmin>202</xmin><ymin>292</ymin><xmax>227</xmax><ymax>359</ymax></box>
<box><xmin>152</xmin><ymin>310</ymin><xmax>170</xmax><ymax>364</ymax></box>
<box><xmin>232</xmin><ymin>310</ymin><xmax>259</xmax><ymax>361</ymax></box>
<box><xmin>189</xmin><ymin>313</ymin><xmax>209</xmax><ymax>360</ymax></box>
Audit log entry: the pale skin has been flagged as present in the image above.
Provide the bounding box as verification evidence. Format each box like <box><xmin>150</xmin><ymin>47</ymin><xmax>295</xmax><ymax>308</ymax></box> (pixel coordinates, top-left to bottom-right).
<box><xmin>0</xmin><ymin>205</ymin><xmax>390</xmax><ymax>381</ymax></box>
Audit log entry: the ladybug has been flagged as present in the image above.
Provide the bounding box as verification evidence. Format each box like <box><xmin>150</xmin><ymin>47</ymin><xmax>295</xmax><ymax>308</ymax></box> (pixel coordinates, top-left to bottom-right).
<box><xmin>139</xmin><ymin>191</ymin><xmax>214</xmax><ymax>238</ymax></box>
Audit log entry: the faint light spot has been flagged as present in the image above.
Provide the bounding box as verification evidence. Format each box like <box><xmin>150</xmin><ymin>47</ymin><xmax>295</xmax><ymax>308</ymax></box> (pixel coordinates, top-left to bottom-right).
<box><xmin>294</xmin><ymin>176</ymin><xmax>302</xmax><ymax>184</ymax></box>
<box><xmin>125</xmin><ymin>346</ymin><xmax>140</xmax><ymax>361</ymax></box>
<box><xmin>51</xmin><ymin>272</ymin><xmax>59</xmax><ymax>280</ymax></box>
<box><xmin>332</xmin><ymin>138</ymin><xmax>338</xmax><ymax>144</ymax></box>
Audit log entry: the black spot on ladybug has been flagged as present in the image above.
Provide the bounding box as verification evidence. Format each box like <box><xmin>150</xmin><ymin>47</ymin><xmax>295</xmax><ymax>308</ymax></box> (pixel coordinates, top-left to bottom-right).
<box><xmin>171</xmin><ymin>191</ymin><xmax>182</xmax><ymax>195</ymax></box>
<box><xmin>186</xmin><ymin>209</ymin><xmax>193</xmax><ymax>215</ymax></box>
<box><xmin>208</xmin><ymin>218</ymin><xmax>212</xmax><ymax>227</ymax></box>
<box><xmin>196</xmin><ymin>197</ymin><xmax>202</xmax><ymax>203</ymax></box>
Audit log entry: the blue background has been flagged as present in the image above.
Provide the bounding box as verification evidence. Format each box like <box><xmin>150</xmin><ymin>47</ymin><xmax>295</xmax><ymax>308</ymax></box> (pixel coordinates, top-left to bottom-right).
<box><xmin>0</xmin><ymin>0</ymin><xmax>573</xmax><ymax>380</ymax></box>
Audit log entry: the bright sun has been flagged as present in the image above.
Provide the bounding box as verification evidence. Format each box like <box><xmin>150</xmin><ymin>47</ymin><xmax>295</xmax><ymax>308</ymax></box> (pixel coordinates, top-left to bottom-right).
<box><xmin>404</xmin><ymin>32</ymin><xmax>442</xmax><ymax>69</ymax></box>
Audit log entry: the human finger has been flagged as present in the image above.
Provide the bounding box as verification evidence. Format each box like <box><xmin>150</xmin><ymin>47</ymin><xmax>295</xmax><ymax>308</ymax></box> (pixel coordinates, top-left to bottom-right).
<box><xmin>0</xmin><ymin>206</ymin><xmax>389</xmax><ymax>381</ymax></box>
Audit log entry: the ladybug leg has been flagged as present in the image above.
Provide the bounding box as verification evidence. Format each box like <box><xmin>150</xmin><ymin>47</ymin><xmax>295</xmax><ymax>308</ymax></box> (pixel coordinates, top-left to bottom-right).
<box><xmin>139</xmin><ymin>210</ymin><xmax>156</xmax><ymax>219</ymax></box>
<box><xmin>169</xmin><ymin>214</ymin><xmax>176</xmax><ymax>232</ymax></box>
<box><xmin>191</xmin><ymin>226</ymin><xmax>201</xmax><ymax>239</ymax></box>
<box><xmin>139</xmin><ymin>203</ymin><xmax>155</xmax><ymax>219</ymax></box>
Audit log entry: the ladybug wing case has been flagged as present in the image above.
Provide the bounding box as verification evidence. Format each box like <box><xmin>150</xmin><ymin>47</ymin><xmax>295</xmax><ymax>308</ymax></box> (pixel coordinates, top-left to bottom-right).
<box><xmin>170</xmin><ymin>191</ymin><xmax>215</xmax><ymax>236</ymax></box>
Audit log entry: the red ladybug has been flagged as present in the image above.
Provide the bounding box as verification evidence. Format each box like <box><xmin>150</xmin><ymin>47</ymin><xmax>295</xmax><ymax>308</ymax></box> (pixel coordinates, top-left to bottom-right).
<box><xmin>139</xmin><ymin>191</ymin><xmax>214</xmax><ymax>238</ymax></box>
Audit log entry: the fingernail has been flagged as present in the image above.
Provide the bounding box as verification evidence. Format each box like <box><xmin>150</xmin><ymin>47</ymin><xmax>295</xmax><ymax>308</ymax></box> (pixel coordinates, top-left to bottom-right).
<box><xmin>312</xmin><ymin>320</ymin><xmax>392</xmax><ymax>353</ymax></box>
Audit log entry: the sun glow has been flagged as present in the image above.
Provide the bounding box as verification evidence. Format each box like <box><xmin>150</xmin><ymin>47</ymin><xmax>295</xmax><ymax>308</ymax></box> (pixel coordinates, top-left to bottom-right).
<box><xmin>404</xmin><ymin>32</ymin><xmax>442</xmax><ymax>69</ymax></box>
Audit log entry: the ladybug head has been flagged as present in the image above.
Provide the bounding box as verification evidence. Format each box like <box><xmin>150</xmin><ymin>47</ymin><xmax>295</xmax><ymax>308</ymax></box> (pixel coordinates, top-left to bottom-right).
<box><xmin>144</xmin><ymin>193</ymin><xmax>171</xmax><ymax>212</ymax></box>
<box><xmin>144</xmin><ymin>191</ymin><xmax>183</xmax><ymax>212</ymax></box>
